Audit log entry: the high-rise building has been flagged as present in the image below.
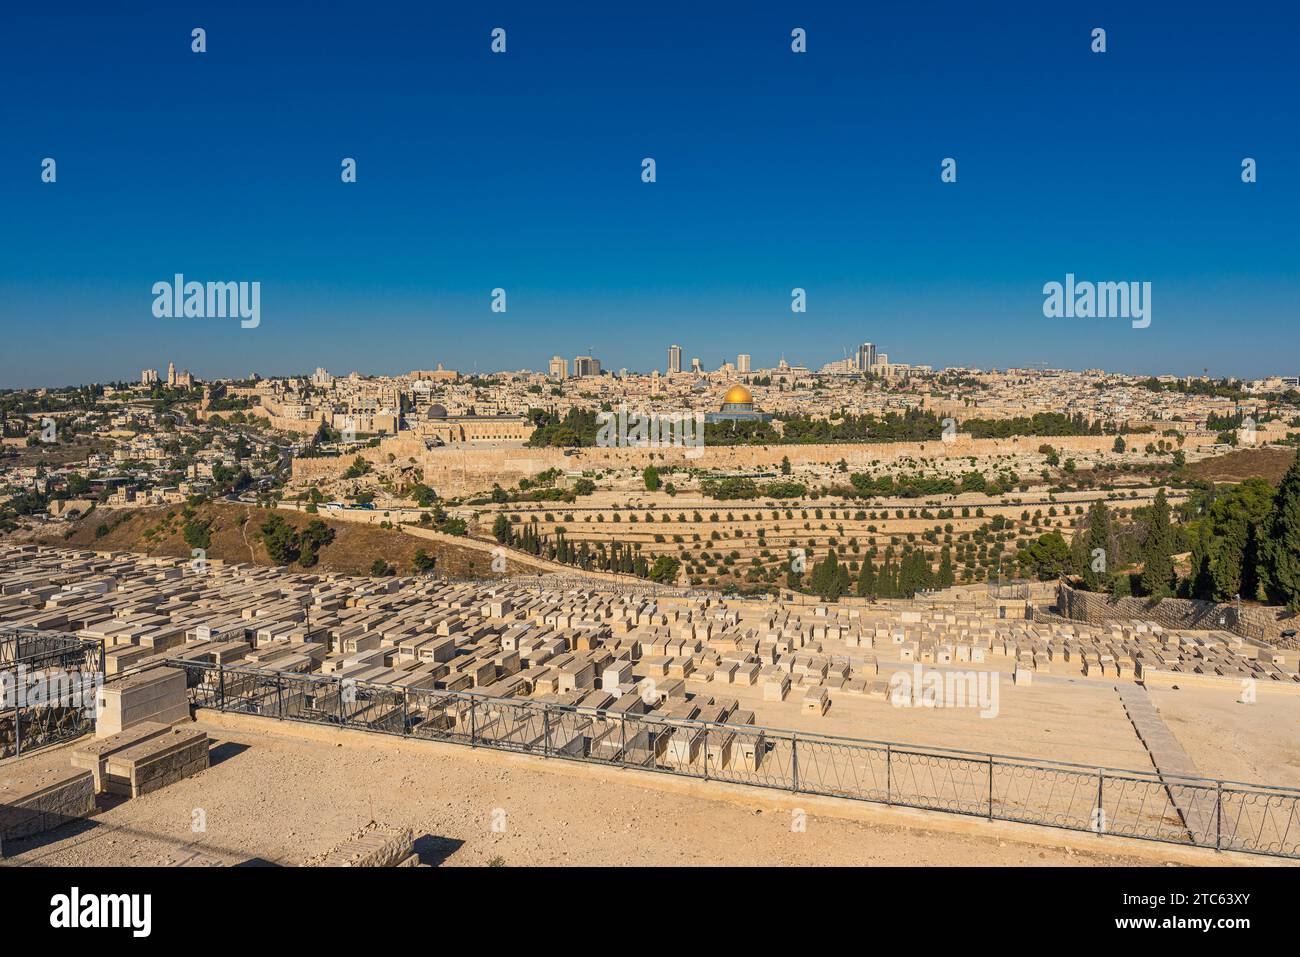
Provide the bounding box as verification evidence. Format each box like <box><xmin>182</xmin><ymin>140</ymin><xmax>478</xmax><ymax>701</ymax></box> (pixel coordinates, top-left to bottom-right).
<box><xmin>668</xmin><ymin>344</ymin><xmax>682</xmax><ymax>374</ymax></box>
<box><xmin>737</xmin><ymin>353</ymin><xmax>751</xmax><ymax>374</ymax></box>
<box><xmin>141</xmin><ymin>369</ymin><xmax>159</xmax><ymax>386</ymax></box>
<box><xmin>856</xmin><ymin>342</ymin><xmax>877</xmax><ymax>372</ymax></box>
<box><xmin>549</xmin><ymin>356</ymin><xmax>569</xmax><ymax>379</ymax></box>
<box><xmin>690</xmin><ymin>357</ymin><xmax>703</xmax><ymax>374</ymax></box>
<box><xmin>573</xmin><ymin>355</ymin><xmax>601</xmax><ymax>377</ymax></box>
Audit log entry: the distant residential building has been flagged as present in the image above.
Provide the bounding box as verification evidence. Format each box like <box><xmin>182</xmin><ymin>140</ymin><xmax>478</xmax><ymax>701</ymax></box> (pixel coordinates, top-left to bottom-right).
<box><xmin>549</xmin><ymin>356</ymin><xmax>569</xmax><ymax>379</ymax></box>
<box><xmin>737</xmin><ymin>353</ymin><xmax>751</xmax><ymax>374</ymax></box>
<box><xmin>856</xmin><ymin>342</ymin><xmax>877</xmax><ymax>371</ymax></box>
<box><xmin>141</xmin><ymin>369</ymin><xmax>159</xmax><ymax>386</ymax></box>
<box><xmin>573</xmin><ymin>355</ymin><xmax>601</xmax><ymax>377</ymax></box>
<box><xmin>668</xmin><ymin>344</ymin><xmax>682</xmax><ymax>374</ymax></box>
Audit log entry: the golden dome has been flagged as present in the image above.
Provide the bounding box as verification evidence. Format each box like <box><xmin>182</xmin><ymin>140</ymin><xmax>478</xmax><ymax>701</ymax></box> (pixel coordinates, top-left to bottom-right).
<box><xmin>722</xmin><ymin>384</ymin><xmax>753</xmax><ymax>406</ymax></box>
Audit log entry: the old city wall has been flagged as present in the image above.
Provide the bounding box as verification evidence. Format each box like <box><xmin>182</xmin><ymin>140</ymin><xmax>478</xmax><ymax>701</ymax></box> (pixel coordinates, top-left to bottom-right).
<box><xmin>291</xmin><ymin>431</ymin><xmax>1221</xmax><ymax>497</ymax></box>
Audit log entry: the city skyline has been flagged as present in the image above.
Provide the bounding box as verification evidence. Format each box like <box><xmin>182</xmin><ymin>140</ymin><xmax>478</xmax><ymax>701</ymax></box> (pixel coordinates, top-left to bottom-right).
<box><xmin>18</xmin><ymin>342</ymin><xmax>1298</xmax><ymax>391</ymax></box>
<box><xmin>28</xmin><ymin>343</ymin><xmax>1298</xmax><ymax>392</ymax></box>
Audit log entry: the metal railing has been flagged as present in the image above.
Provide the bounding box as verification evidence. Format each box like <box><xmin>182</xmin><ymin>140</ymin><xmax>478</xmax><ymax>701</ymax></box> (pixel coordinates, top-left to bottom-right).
<box><xmin>167</xmin><ymin>658</ymin><xmax>1300</xmax><ymax>859</ymax></box>
<box><xmin>1</xmin><ymin>629</ymin><xmax>105</xmax><ymax>759</ymax></box>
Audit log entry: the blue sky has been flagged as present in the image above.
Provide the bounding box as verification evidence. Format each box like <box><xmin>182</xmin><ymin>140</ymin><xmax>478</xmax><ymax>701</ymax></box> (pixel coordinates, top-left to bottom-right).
<box><xmin>1</xmin><ymin>1</ymin><xmax>1296</xmax><ymax>387</ymax></box>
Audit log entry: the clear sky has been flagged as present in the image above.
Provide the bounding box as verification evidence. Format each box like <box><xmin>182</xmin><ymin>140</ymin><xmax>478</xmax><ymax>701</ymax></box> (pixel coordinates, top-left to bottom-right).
<box><xmin>2</xmin><ymin>1</ymin><xmax>1296</xmax><ymax>388</ymax></box>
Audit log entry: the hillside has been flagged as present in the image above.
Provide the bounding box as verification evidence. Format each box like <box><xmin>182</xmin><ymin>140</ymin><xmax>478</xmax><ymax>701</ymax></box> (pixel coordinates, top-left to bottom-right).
<box><xmin>32</xmin><ymin>501</ymin><xmax>534</xmax><ymax>579</ymax></box>
<box><xmin>1186</xmin><ymin>446</ymin><xmax>1297</xmax><ymax>484</ymax></box>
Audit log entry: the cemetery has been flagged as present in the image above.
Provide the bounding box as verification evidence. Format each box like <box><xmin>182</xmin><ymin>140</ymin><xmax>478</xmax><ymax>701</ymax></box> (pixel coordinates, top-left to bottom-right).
<box><xmin>0</xmin><ymin>542</ymin><xmax>1297</xmax><ymax>859</ymax></box>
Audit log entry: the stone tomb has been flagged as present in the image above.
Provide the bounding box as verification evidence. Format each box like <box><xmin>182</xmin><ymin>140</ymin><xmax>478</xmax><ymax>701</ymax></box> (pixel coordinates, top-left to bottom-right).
<box><xmin>101</xmin><ymin>727</ymin><xmax>210</xmax><ymax>798</ymax></box>
<box><xmin>0</xmin><ymin>762</ymin><xmax>95</xmax><ymax>851</ymax></box>
<box><xmin>311</xmin><ymin>825</ymin><xmax>417</xmax><ymax>867</ymax></box>
<box><xmin>70</xmin><ymin>721</ymin><xmax>171</xmax><ymax>792</ymax></box>
<box><xmin>96</xmin><ymin>667</ymin><xmax>190</xmax><ymax>737</ymax></box>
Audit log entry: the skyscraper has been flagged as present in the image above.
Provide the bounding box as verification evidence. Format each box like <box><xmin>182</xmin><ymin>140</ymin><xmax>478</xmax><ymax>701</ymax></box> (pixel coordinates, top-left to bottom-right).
<box><xmin>737</xmin><ymin>354</ymin><xmax>751</xmax><ymax>374</ymax></box>
<box><xmin>857</xmin><ymin>342</ymin><xmax>877</xmax><ymax>372</ymax></box>
<box><xmin>549</xmin><ymin>356</ymin><xmax>569</xmax><ymax>379</ymax></box>
<box><xmin>573</xmin><ymin>355</ymin><xmax>601</xmax><ymax>377</ymax></box>
<box><xmin>668</xmin><ymin>344</ymin><xmax>682</xmax><ymax>374</ymax></box>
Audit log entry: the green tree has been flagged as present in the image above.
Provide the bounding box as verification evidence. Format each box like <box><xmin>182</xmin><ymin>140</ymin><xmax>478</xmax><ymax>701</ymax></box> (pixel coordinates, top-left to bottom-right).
<box><xmin>647</xmin><ymin>555</ymin><xmax>680</xmax><ymax>583</ymax></box>
<box><xmin>1139</xmin><ymin>488</ymin><xmax>1176</xmax><ymax>598</ymax></box>
<box><xmin>182</xmin><ymin>518</ymin><xmax>212</xmax><ymax>550</ymax></box>
<box><xmin>1186</xmin><ymin>526</ymin><xmax>1215</xmax><ymax>600</ymax></box>
<box><xmin>642</xmin><ymin>465</ymin><xmax>660</xmax><ymax>492</ymax></box>
<box><xmin>809</xmin><ymin>551</ymin><xmax>849</xmax><ymax>601</ymax></box>
<box><xmin>1260</xmin><ymin>454</ymin><xmax>1300</xmax><ymax>610</ymax></box>
<box><xmin>856</xmin><ymin>556</ymin><xmax>877</xmax><ymax>597</ymax></box>
<box><xmin>1078</xmin><ymin>500</ymin><xmax>1111</xmax><ymax>592</ymax></box>
<box><xmin>259</xmin><ymin>515</ymin><xmax>300</xmax><ymax>565</ymax></box>
<box><xmin>1018</xmin><ymin>531</ymin><xmax>1070</xmax><ymax>581</ymax></box>
<box><xmin>1210</xmin><ymin>519</ymin><xmax>1247</xmax><ymax>601</ymax></box>
<box><xmin>937</xmin><ymin>546</ymin><xmax>955</xmax><ymax>587</ymax></box>
<box><xmin>492</xmin><ymin>514</ymin><xmax>512</xmax><ymax>544</ymax></box>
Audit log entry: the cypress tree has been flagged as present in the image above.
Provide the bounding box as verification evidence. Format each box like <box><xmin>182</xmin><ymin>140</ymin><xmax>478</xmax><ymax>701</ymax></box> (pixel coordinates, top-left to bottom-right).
<box><xmin>1210</xmin><ymin>520</ymin><xmax>1246</xmax><ymax>601</ymax></box>
<box><xmin>938</xmin><ymin>546</ymin><xmax>955</xmax><ymax>587</ymax></box>
<box><xmin>1188</xmin><ymin>528</ymin><xmax>1214</xmax><ymax>600</ymax></box>
<box><xmin>856</xmin><ymin>556</ymin><xmax>876</xmax><ymax>597</ymax></box>
<box><xmin>1080</xmin><ymin>500</ymin><xmax>1111</xmax><ymax>592</ymax></box>
<box><xmin>1139</xmin><ymin>488</ymin><xmax>1176</xmax><ymax>598</ymax></box>
<box><xmin>1261</xmin><ymin>454</ymin><xmax>1300</xmax><ymax>610</ymax></box>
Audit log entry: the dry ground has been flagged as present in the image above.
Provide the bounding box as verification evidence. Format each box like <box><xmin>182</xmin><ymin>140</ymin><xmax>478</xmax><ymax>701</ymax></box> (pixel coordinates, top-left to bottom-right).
<box><xmin>1187</xmin><ymin>446</ymin><xmax>1297</xmax><ymax>484</ymax></box>
<box><xmin>1147</xmin><ymin>685</ymin><xmax>1300</xmax><ymax>787</ymax></box>
<box><xmin>3</xmin><ymin>714</ymin><xmax>1235</xmax><ymax>868</ymax></box>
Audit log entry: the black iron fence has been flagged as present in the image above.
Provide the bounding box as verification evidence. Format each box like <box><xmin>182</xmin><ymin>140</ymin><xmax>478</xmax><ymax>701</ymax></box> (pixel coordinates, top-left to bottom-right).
<box><xmin>1</xmin><ymin>629</ymin><xmax>105</xmax><ymax>759</ymax></box>
<box><xmin>166</xmin><ymin>658</ymin><xmax>1300</xmax><ymax>859</ymax></box>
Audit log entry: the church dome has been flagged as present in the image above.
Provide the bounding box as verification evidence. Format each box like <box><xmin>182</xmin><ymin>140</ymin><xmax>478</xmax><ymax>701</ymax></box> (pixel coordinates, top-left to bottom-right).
<box><xmin>722</xmin><ymin>384</ymin><xmax>753</xmax><ymax>407</ymax></box>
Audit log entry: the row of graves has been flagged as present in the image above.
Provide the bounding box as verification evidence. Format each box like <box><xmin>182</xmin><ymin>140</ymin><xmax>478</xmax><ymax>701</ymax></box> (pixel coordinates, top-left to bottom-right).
<box><xmin>875</xmin><ymin>599</ymin><xmax>1299</xmax><ymax>690</ymax></box>
<box><xmin>2</xmin><ymin>546</ymin><xmax>1297</xmax><ymax>791</ymax></box>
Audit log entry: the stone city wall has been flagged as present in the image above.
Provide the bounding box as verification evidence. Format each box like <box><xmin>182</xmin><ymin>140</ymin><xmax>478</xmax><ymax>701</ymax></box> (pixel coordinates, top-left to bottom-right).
<box><xmin>293</xmin><ymin>432</ymin><xmax>1221</xmax><ymax>497</ymax></box>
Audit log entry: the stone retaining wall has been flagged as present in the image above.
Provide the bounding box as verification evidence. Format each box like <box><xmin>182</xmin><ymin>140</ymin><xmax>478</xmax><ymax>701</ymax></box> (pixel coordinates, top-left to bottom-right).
<box><xmin>1055</xmin><ymin>581</ymin><xmax>1291</xmax><ymax>642</ymax></box>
